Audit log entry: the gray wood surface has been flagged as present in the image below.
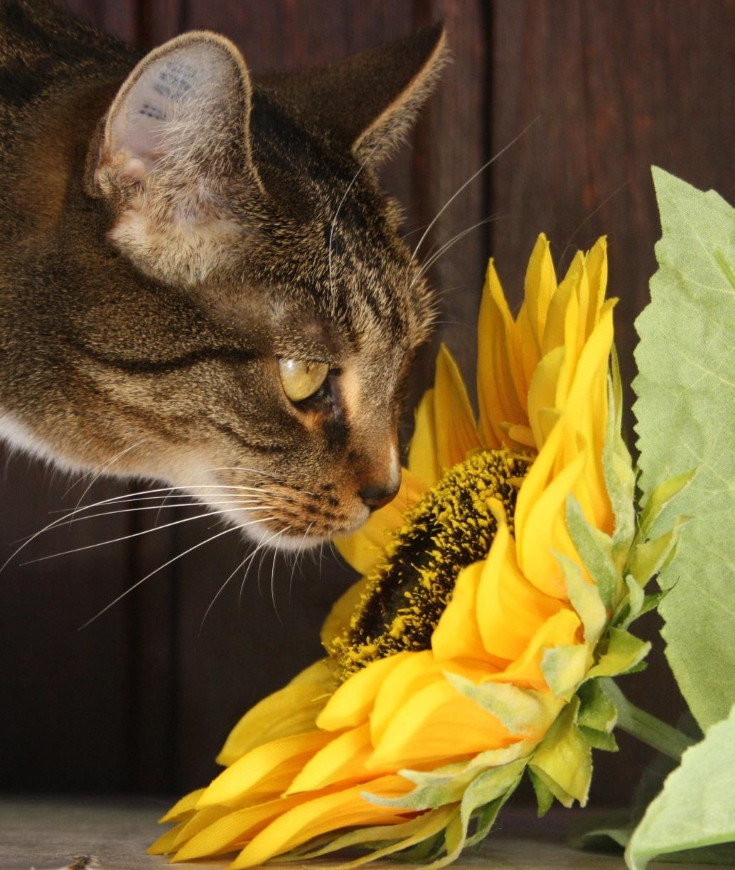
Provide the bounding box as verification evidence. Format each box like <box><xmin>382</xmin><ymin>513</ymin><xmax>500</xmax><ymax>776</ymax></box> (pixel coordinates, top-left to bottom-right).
<box><xmin>0</xmin><ymin>797</ymin><xmax>709</xmax><ymax>870</ymax></box>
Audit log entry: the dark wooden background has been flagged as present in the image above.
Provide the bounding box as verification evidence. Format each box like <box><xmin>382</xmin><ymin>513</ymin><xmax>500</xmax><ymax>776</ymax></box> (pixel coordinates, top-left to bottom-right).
<box><xmin>3</xmin><ymin>0</ymin><xmax>732</xmax><ymax>810</ymax></box>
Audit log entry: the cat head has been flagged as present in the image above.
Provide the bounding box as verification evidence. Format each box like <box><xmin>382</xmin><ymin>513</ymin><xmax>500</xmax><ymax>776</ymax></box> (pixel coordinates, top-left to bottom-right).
<box><xmin>80</xmin><ymin>24</ymin><xmax>447</xmax><ymax>548</ymax></box>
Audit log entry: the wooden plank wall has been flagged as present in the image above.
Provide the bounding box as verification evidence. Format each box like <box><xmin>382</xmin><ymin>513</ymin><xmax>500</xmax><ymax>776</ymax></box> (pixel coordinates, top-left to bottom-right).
<box><xmin>3</xmin><ymin>0</ymin><xmax>734</xmax><ymax>809</ymax></box>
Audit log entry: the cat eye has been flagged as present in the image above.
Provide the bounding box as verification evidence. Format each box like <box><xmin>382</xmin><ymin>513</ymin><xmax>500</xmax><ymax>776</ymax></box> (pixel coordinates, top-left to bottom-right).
<box><xmin>278</xmin><ymin>358</ymin><xmax>330</xmax><ymax>403</ymax></box>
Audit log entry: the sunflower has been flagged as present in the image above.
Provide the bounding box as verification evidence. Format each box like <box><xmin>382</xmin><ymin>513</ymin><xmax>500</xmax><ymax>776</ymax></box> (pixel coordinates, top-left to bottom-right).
<box><xmin>150</xmin><ymin>234</ymin><xmax>662</xmax><ymax>868</ymax></box>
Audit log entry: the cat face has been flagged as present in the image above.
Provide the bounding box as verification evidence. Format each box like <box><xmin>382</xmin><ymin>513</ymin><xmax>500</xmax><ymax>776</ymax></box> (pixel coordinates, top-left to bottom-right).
<box><xmin>82</xmin><ymin>160</ymin><xmax>434</xmax><ymax>546</ymax></box>
<box><xmin>44</xmin><ymin>25</ymin><xmax>447</xmax><ymax>548</ymax></box>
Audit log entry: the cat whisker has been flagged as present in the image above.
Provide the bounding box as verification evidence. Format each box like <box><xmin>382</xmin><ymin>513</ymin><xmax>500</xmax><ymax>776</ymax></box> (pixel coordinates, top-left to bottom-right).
<box><xmin>409</xmin><ymin>216</ymin><xmax>500</xmax><ymax>290</ymax></box>
<box><xmin>77</xmin><ymin>519</ymin><xmax>264</xmax><ymax>630</ymax></box>
<box><xmin>199</xmin><ymin>550</ymin><xmax>254</xmax><ymax>635</ymax></box>
<box><xmin>8</xmin><ymin>492</ymin><xmax>282</xmax><ymax>570</ymax></box>
<box><xmin>410</xmin><ymin>119</ymin><xmax>539</xmax><ymax>265</ymax></box>
<box><xmin>45</xmin><ymin>483</ymin><xmax>281</xmax><ymax>517</ymax></box>
<box><xmin>559</xmin><ymin>178</ymin><xmax>631</xmax><ymax>266</ymax></box>
<box><xmin>238</xmin><ymin>528</ymin><xmax>282</xmax><ymax>609</ymax></box>
<box><xmin>268</xmin><ymin>527</ymin><xmax>293</xmax><ymax>624</ymax></box>
<box><xmin>288</xmin><ymin>522</ymin><xmax>314</xmax><ymax>604</ymax></box>
<box><xmin>61</xmin><ymin>440</ymin><xmax>148</xmax><ymax>502</ymax></box>
<box><xmin>21</xmin><ymin>503</ymin><xmax>266</xmax><ymax>565</ymax></box>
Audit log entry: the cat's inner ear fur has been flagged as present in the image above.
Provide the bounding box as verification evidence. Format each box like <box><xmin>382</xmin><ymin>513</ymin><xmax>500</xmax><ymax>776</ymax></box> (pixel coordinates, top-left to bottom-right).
<box><xmin>92</xmin><ymin>33</ymin><xmax>258</xmax><ymax>286</ymax></box>
<box><xmin>260</xmin><ymin>23</ymin><xmax>448</xmax><ymax>167</ymax></box>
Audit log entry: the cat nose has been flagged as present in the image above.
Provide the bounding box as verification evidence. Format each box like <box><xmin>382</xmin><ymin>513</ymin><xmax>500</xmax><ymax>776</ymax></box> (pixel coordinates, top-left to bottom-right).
<box><xmin>358</xmin><ymin>482</ymin><xmax>399</xmax><ymax>512</ymax></box>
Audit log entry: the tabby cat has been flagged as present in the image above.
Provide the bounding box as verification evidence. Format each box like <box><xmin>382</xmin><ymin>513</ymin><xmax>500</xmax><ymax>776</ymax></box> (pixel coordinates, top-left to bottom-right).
<box><xmin>0</xmin><ymin>0</ymin><xmax>446</xmax><ymax>549</ymax></box>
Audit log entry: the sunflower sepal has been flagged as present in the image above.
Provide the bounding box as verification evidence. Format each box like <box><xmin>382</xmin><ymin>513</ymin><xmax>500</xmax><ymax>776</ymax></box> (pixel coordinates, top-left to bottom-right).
<box><xmin>576</xmin><ymin>679</ymin><xmax>620</xmax><ymax>753</ymax></box>
<box><xmin>555</xmin><ymin>549</ymin><xmax>608</xmax><ymax>645</ymax></box>
<box><xmin>603</xmin><ymin>374</ymin><xmax>637</xmax><ymax>565</ymax></box>
<box><xmin>614</xmin><ymin>579</ymin><xmax>668</xmax><ymax>631</ymax></box>
<box><xmin>565</xmin><ymin>494</ymin><xmax>620</xmax><ymax>611</ymax></box>
<box><xmin>586</xmin><ymin>627</ymin><xmax>651</xmax><ymax>680</ymax></box>
<box><xmin>276</xmin><ymin>807</ymin><xmax>458</xmax><ymax>866</ymax></box>
<box><xmin>542</xmin><ymin>645</ymin><xmax>591</xmax><ymax>700</ymax></box>
<box><xmin>627</xmin><ymin>516</ymin><xmax>690</xmax><ymax>590</ymax></box>
<box><xmin>528</xmin><ymin>696</ymin><xmax>592</xmax><ymax>809</ymax></box>
<box><xmin>636</xmin><ymin>467</ymin><xmax>697</xmax><ymax>542</ymax></box>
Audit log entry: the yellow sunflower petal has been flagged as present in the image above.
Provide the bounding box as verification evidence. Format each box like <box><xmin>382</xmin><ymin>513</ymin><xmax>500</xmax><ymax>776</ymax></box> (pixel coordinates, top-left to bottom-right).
<box><xmin>433</xmin><ymin>344</ymin><xmax>482</xmax><ymax>469</ymax></box>
<box><xmin>172</xmin><ymin>792</ymin><xmax>317</xmax><ymax>861</ymax></box>
<box><xmin>149</xmin><ymin>824</ymin><xmax>186</xmax><ymax>855</ymax></box>
<box><xmin>316</xmin><ymin>652</ymin><xmax>412</xmax><ymax>732</ymax></box>
<box><xmin>171</xmin><ymin>805</ymin><xmax>233</xmax><ymax>852</ymax></box>
<box><xmin>158</xmin><ymin>788</ymin><xmax>206</xmax><ymax>823</ymax></box>
<box><xmin>288</xmin><ymin>722</ymin><xmax>382</xmax><ymax>793</ymax></box>
<box><xmin>474</xmin><ymin>517</ymin><xmax>565</xmax><ymax>662</ymax></box>
<box><xmin>407</xmin><ymin>387</ymin><xmax>441</xmax><ymax>486</ymax></box>
<box><xmin>217</xmin><ymin>660</ymin><xmax>336</xmax><ymax>765</ymax></box>
<box><xmin>368</xmin><ymin>672</ymin><xmax>519</xmax><ymax>769</ymax></box>
<box><xmin>477</xmin><ymin>260</ymin><xmax>526</xmax><ymax>448</ymax></box>
<box><xmin>527</xmin><ymin>345</ymin><xmax>566</xmax><ymax>450</ymax></box>
<box><xmin>430</xmin><ymin>560</ymin><xmax>505</xmax><ymax>667</ymax></box>
<box><xmin>201</xmin><ymin>730</ymin><xmax>334</xmax><ymax>808</ymax></box>
<box><xmin>516</xmin><ymin>234</ymin><xmax>557</xmax><ymax>389</ymax></box>
<box><xmin>229</xmin><ymin>777</ymin><xmax>413</xmax><ymax>868</ymax></box>
<box><xmin>486</xmin><ymin>607</ymin><xmax>583</xmax><ymax>690</ymax></box>
<box><xmin>583</xmin><ymin>236</ymin><xmax>608</xmax><ymax>335</ymax></box>
<box><xmin>515</xmin><ymin>436</ymin><xmax>587</xmax><ymax>599</ymax></box>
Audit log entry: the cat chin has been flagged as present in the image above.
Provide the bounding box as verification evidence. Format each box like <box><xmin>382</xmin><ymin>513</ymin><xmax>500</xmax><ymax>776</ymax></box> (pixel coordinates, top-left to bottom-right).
<box><xmin>237</xmin><ymin>516</ymin><xmax>330</xmax><ymax>552</ymax></box>
<box><xmin>222</xmin><ymin>507</ymin><xmax>368</xmax><ymax>553</ymax></box>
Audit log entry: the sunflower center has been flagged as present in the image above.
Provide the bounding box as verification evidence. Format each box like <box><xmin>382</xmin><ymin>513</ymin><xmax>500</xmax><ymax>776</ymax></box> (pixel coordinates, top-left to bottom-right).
<box><xmin>329</xmin><ymin>448</ymin><xmax>531</xmax><ymax>678</ymax></box>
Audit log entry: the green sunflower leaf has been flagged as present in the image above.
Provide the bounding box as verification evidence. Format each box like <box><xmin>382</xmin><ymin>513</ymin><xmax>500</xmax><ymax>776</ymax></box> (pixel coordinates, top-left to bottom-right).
<box><xmin>634</xmin><ymin>167</ymin><xmax>735</xmax><ymax>731</ymax></box>
<box><xmin>626</xmin><ymin>704</ymin><xmax>735</xmax><ymax>870</ymax></box>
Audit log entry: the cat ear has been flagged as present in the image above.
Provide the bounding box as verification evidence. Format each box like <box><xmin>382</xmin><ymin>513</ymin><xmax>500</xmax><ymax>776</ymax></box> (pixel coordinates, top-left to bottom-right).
<box><xmin>260</xmin><ymin>23</ymin><xmax>448</xmax><ymax>166</ymax></box>
<box><xmin>93</xmin><ymin>32</ymin><xmax>259</xmax><ymax>285</ymax></box>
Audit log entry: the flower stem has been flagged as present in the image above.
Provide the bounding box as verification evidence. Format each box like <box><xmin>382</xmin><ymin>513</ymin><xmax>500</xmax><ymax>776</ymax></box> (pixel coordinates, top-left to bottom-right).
<box><xmin>599</xmin><ymin>677</ymin><xmax>696</xmax><ymax>762</ymax></box>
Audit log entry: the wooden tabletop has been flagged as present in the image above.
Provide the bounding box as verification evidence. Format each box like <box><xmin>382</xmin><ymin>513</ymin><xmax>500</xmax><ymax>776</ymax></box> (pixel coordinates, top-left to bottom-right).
<box><xmin>0</xmin><ymin>796</ymin><xmax>710</xmax><ymax>870</ymax></box>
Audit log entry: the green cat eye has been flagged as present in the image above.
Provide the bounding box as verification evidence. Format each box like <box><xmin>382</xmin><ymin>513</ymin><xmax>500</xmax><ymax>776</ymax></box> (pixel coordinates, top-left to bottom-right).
<box><xmin>278</xmin><ymin>359</ymin><xmax>330</xmax><ymax>403</ymax></box>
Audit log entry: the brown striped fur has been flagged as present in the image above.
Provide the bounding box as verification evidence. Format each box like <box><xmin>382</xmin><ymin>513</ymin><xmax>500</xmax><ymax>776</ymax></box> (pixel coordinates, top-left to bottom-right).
<box><xmin>0</xmin><ymin>0</ymin><xmax>446</xmax><ymax>547</ymax></box>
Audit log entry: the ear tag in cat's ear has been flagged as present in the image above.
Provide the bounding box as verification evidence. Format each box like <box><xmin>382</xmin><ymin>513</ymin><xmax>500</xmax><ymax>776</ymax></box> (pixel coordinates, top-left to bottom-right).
<box><xmin>92</xmin><ymin>32</ymin><xmax>264</xmax><ymax>285</ymax></box>
<box><xmin>279</xmin><ymin>359</ymin><xmax>329</xmax><ymax>403</ymax></box>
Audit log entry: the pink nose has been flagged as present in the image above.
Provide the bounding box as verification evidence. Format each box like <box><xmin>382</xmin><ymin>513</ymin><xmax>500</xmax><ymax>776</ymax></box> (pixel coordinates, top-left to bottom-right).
<box><xmin>358</xmin><ymin>483</ymin><xmax>399</xmax><ymax>512</ymax></box>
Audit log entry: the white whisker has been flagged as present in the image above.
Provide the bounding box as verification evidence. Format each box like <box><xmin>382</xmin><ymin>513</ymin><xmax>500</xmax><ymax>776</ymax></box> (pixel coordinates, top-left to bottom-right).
<box><xmin>62</xmin><ymin>440</ymin><xmax>146</xmax><ymax>501</ymax></box>
<box><xmin>410</xmin><ymin>119</ymin><xmax>539</xmax><ymax>264</ymax></box>
<box><xmin>22</xmin><ymin>504</ymin><xmax>260</xmax><ymax>565</ymax></box>
<box><xmin>199</xmin><ymin>550</ymin><xmax>252</xmax><ymax>635</ymax></box>
<box><xmin>410</xmin><ymin>217</ymin><xmax>500</xmax><ymax>289</ymax></box>
<box><xmin>77</xmin><ymin>519</ymin><xmax>265</xmax><ymax>630</ymax></box>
